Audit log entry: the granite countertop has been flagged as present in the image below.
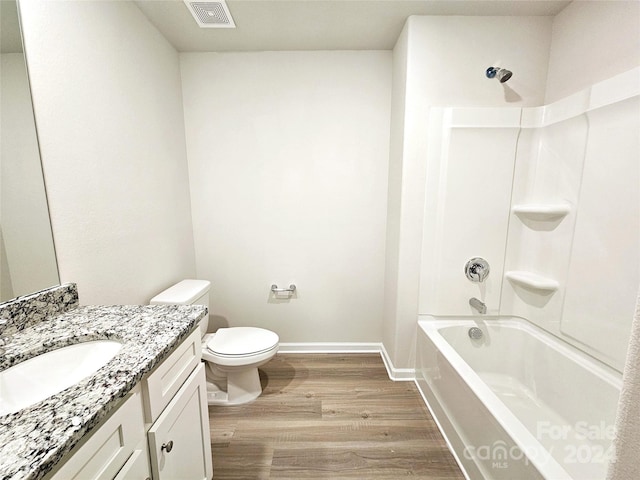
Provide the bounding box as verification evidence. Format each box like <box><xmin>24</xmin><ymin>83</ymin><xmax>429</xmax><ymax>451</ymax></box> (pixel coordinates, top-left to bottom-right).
<box><xmin>0</xmin><ymin>298</ymin><xmax>207</xmax><ymax>480</ymax></box>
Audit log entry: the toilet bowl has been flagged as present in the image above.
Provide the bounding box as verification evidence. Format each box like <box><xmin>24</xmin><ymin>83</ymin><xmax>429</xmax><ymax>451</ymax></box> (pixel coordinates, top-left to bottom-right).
<box><xmin>202</xmin><ymin>327</ymin><xmax>279</xmax><ymax>405</ymax></box>
<box><xmin>150</xmin><ymin>280</ymin><xmax>279</xmax><ymax>406</ymax></box>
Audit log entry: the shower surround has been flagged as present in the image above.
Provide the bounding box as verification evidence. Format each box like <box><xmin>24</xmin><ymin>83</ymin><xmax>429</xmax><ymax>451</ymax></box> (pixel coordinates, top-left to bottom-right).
<box><xmin>415</xmin><ymin>68</ymin><xmax>639</xmax><ymax>479</ymax></box>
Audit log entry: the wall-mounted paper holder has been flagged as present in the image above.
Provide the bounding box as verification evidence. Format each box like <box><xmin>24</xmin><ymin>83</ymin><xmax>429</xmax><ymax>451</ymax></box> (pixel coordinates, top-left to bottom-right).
<box><xmin>271</xmin><ymin>284</ymin><xmax>296</xmax><ymax>294</ymax></box>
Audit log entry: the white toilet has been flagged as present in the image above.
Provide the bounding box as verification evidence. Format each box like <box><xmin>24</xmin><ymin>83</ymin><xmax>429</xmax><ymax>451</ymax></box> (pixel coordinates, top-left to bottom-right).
<box><xmin>150</xmin><ymin>279</ymin><xmax>279</xmax><ymax>406</ymax></box>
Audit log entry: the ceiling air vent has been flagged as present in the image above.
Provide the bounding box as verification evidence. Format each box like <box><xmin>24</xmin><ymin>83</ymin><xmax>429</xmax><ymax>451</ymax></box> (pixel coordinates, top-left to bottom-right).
<box><xmin>183</xmin><ymin>1</ymin><xmax>236</xmax><ymax>28</ymax></box>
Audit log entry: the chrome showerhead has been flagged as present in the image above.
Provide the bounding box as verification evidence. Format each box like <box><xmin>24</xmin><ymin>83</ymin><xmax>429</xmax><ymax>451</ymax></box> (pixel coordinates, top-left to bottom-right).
<box><xmin>497</xmin><ymin>69</ymin><xmax>512</xmax><ymax>83</ymax></box>
<box><xmin>486</xmin><ymin>66</ymin><xmax>513</xmax><ymax>83</ymax></box>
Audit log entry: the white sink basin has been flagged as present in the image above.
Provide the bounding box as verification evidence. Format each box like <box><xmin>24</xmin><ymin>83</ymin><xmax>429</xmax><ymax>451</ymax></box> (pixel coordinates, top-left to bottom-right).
<box><xmin>0</xmin><ymin>340</ymin><xmax>122</xmax><ymax>416</ymax></box>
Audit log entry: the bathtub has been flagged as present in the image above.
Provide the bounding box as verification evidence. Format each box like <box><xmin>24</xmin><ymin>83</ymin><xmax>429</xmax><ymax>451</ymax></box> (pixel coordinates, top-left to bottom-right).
<box><xmin>415</xmin><ymin>316</ymin><xmax>622</xmax><ymax>480</ymax></box>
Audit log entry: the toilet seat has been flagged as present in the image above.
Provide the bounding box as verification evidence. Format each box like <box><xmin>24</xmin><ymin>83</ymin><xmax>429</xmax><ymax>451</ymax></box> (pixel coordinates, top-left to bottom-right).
<box><xmin>205</xmin><ymin>327</ymin><xmax>279</xmax><ymax>357</ymax></box>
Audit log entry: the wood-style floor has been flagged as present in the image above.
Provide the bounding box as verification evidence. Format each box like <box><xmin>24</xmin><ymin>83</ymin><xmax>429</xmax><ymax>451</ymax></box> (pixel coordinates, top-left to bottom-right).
<box><xmin>207</xmin><ymin>353</ymin><xmax>464</xmax><ymax>479</ymax></box>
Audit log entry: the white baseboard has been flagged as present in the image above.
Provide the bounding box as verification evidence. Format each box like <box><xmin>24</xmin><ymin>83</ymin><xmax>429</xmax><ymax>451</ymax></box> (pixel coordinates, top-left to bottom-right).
<box><xmin>278</xmin><ymin>342</ymin><xmax>382</xmax><ymax>354</ymax></box>
<box><xmin>277</xmin><ymin>342</ymin><xmax>416</xmax><ymax>382</ymax></box>
<box><xmin>380</xmin><ymin>343</ymin><xmax>416</xmax><ymax>381</ymax></box>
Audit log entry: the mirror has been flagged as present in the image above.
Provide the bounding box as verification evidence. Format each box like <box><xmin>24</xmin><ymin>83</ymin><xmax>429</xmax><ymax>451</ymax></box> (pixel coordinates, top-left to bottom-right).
<box><xmin>0</xmin><ymin>0</ymin><xmax>59</xmax><ymax>302</ymax></box>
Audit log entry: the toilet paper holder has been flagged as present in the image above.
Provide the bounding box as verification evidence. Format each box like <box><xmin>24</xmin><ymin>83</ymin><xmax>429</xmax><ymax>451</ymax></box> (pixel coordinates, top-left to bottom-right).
<box><xmin>271</xmin><ymin>284</ymin><xmax>296</xmax><ymax>294</ymax></box>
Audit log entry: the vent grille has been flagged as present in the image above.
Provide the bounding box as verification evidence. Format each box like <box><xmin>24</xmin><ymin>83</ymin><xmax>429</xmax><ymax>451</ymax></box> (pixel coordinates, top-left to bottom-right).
<box><xmin>184</xmin><ymin>1</ymin><xmax>236</xmax><ymax>28</ymax></box>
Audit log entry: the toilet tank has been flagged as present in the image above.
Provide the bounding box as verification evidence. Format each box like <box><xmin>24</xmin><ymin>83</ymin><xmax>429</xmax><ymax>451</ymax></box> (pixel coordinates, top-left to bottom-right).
<box><xmin>150</xmin><ymin>279</ymin><xmax>211</xmax><ymax>335</ymax></box>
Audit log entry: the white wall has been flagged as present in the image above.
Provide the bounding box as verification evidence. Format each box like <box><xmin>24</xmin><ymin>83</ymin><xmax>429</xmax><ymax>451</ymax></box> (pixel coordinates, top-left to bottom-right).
<box><xmin>18</xmin><ymin>0</ymin><xmax>196</xmax><ymax>304</ymax></box>
<box><xmin>386</xmin><ymin>16</ymin><xmax>552</xmax><ymax>371</ymax></box>
<box><xmin>405</xmin><ymin>16</ymin><xmax>552</xmax><ymax>108</ymax></box>
<box><xmin>383</xmin><ymin>22</ymin><xmax>418</xmax><ymax>376</ymax></box>
<box><xmin>545</xmin><ymin>0</ymin><xmax>640</xmax><ymax>103</ymax></box>
<box><xmin>0</xmin><ymin>53</ymin><xmax>58</xmax><ymax>299</ymax></box>
<box><xmin>180</xmin><ymin>51</ymin><xmax>391</xmax><ymax>342</ymax></box>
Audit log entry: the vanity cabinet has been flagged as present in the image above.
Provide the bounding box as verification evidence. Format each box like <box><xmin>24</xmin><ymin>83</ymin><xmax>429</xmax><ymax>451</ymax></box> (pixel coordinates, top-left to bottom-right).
<box><xmin>46</xmin><ymin>328</ymin><xmax>212</xmax><ymax>480</ymax></box>
<box><xmin>148</xmin><ymin>363</ymin><xmax>211</xmax><ymax>480</ymax></box>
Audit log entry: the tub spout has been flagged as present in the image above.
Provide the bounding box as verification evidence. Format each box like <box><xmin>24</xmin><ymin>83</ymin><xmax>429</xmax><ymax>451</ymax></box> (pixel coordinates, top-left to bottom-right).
<box><xmin>469</xmin><ymin>297</ymin><xmax>487</xmax><ymax>314</ymax></box>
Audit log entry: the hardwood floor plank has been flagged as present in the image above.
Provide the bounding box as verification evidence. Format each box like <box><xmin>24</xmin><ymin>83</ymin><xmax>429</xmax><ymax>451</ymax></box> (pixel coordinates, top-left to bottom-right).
<box><xmin>322</xmin><ymin>397</ymin><xmax>431</xmax><ymax>421</ymax></box>
<box><xmin>210</xmin><ymin>397</ymin><xmax>323</xmax><ymax>421</ymax></box>
<box><xmin>228</xmin><ymin>419</ymin><xmax>436</xmax><ymax>445</ymax></box>
<box><xmin>211</xmin><ymin>444</ymin><xmax>274</xmax><ymax>480</ymax></box>
<box><xmin>270</xmin><ymin>446</ymin><xmax>463</xmax><ymax>479</ymax></box>
<box><xmin>210</xmin><ymin>422</ymin><xmax>236</xmax><ymax>448</ymax></box>
<box><xmin>263</xmin><ymin>379</ymin><xmax>422</xmax><ymax>401</ymax></box>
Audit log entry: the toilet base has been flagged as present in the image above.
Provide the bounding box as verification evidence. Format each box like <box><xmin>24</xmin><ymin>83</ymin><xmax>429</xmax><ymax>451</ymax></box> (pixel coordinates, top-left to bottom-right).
<box><xmin>205</xmin><ymin>366</ymin><xmax>263</xmax><ymax>406</ymax></box>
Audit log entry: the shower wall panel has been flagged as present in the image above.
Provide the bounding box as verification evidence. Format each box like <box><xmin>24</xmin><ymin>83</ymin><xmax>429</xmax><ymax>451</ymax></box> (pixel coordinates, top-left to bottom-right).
<box><xmin>418</xmin><ymin>108</ymin><xmax>519</xmax><ymax>315</ymax></box>
<box><xmin>502</xmin><ymin>69</ymin><xmax>640</xmax><ymax>371</ymax></box>
<box><xmin>561</xmin><ymin>95</ymin><xmax>640</xmax><ymax>370</ymax></box>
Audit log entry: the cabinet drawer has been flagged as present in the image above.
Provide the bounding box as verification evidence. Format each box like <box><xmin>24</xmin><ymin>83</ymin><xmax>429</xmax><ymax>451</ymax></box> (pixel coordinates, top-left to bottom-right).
<box><xmin>48</xmin><ymin>386</ymin><xmax>145</xmax><ymax>480</ymax></box>
<box><xmin>142</xmin><ymin>328</ymin><xmax>201</xmax><ymax>423</ymax></box>
<box><xmin>148</xmin><ymin>363</ymin><xmax>213</xmax><ymax>480</ymax></box>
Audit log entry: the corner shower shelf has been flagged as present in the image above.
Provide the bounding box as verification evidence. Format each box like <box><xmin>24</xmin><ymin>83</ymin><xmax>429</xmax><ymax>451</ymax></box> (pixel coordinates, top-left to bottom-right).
<box><xmin>512</xmin><ymin>204</ymin><xmax>571</xmax><ymax>221</ymax></box>
<box><xmin>505</xmin><ymin>271</ymin><xmax>559</xmax><ymax>292</ymax></box>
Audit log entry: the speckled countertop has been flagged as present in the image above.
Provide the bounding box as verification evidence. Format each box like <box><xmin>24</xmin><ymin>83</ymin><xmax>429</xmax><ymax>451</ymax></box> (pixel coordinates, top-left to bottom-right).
<box><xmin>0</xmin><ymin>284</ymin><xmax>207</xmax><ymax>480</ymax></box>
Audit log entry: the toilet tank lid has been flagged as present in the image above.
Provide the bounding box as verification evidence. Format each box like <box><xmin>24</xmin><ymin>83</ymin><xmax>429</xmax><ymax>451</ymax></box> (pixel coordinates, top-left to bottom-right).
<box><xmin>150</xmin><ymin>279</ymin><xmax>211</xmax><ymax>305</ymax></box>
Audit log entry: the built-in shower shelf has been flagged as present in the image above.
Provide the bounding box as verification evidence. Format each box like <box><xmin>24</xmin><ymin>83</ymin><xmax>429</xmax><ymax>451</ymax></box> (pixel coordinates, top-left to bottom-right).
<box><xmin>512</xmin><ymin>204</ymin><xmax>571</xmax><ymax>221</ymax></box>
<box><xmin>505</xmin><ymin>271</ymin><xmax>559</xmax><ymax>292</ymax></box>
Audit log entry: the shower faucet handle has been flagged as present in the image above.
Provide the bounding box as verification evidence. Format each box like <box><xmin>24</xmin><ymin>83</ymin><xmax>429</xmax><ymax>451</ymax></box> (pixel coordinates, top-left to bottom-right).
<box><xmin>465</xmin><ymin>258</ymin><xmax>490</xmax><ymax>283</ymax></box>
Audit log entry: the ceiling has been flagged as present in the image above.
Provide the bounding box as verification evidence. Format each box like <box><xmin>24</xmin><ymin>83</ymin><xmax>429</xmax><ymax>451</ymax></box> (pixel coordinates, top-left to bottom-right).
<box><xmin>135</xmin><ymin>0</ymin><xmax>571</xmax><ymax>52</ymax></box>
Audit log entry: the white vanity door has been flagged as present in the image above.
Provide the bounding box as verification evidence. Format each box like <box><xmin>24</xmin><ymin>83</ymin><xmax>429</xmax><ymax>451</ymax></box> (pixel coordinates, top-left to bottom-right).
<box><xmin>147</xmin><ymin>363</ymin><xmax>213</xmax><ymax>480</ymax></box>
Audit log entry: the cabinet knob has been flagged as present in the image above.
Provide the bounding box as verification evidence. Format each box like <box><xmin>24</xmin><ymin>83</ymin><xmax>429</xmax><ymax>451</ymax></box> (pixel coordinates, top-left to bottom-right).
<box><xmin>161</xmin><ymin>440</ymin><xmax>174</xmax><ymax>453</ymax></box>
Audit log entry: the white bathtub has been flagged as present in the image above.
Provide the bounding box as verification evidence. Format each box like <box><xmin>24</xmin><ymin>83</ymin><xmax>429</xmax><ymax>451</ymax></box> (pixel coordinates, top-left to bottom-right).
<box><xmin>415</xmin><ymin>316</ymin><xmax>622</xmax><ymax>480</ymax></box>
